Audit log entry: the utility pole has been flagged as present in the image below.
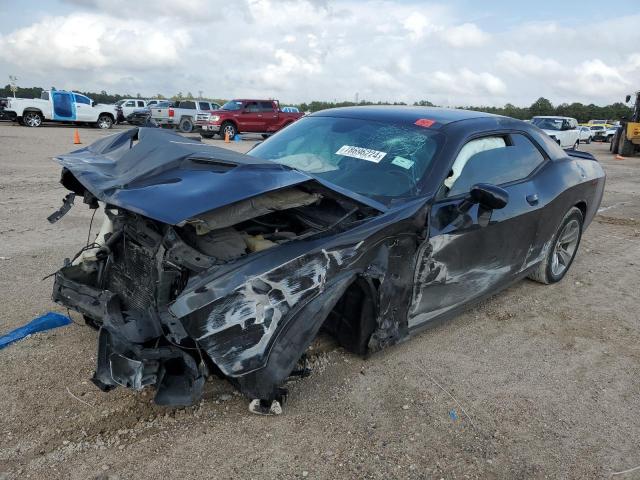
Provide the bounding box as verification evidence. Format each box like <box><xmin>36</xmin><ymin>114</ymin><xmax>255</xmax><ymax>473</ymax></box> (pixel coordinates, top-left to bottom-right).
<box><xmin>9</xmin><ymin>75</ymin><xmax>18</xmax><ymax>98</ymax></box>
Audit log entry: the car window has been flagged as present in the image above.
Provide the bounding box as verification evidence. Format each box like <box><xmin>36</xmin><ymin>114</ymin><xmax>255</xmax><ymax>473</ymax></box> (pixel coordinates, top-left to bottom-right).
<box><xmin>446</xmin><ymin>133</ymin><xmax>545</xmax><ymax>197</ymax></box>
<box><xmin>198</xmin><ymin>102</ymin><xmax>210</xmax><ymax>110</ymax></box>
<box><xmin>180</xmin><ymin>101</ymin><xmax>196</xmax><ymax>109</ymax></box>
<box><xmin>248</xmin><ymin>115</ymin><xmax>443</xmax><ymax>202</ymax></box>
<box><xmin>245</xmin><ymin>102</ymin><xmax>260</xmax><ymax>113</ymax></box>
<box><xmin>221</xmin><ymin>101</ymin><xmax>242</xmax><ymax>111</ymax></box>
<box><xmin>74</xmin><ymin>95</ymin><xmax>91</xmax><ymax>105</ymax></box>
<box><xmin>260</xmin><ymin>101</ymin><xmax>274</xmax><ymax>112</ymax></box>
<box><xmin>137</xmin><ymin>101</ymin><xmax>145</xmax><ymax>107</ymax></box>
<box><xmin>125</xmin><ymin>101</ymin><xmax>135</xmax><ymax>107</ymax></box>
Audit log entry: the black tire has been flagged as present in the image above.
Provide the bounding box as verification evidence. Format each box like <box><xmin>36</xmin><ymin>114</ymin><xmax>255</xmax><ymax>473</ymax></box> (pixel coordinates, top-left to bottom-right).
<box><xmin>620</xmin><ymin>135</ymin><xmax>635</xmax><ymax>157</ymax></box>
<box><xmin>96</xmin><ymin>114</ymin><xmax>113</xmax><ymax>129</ymax></box>
<box><xmin>586</xmin><ymin>136</ymin><xmax>591</xmax><ymax>144</ymax></box>
<box><xmin>611</xmin><ymin>131</ymin><xmax>619</xmax><ymax>154</ymax></box>
<box><xmin>23</xmin><ymin>111</ymin><xmax>43</xmax><ymax>127</ymax></box>
<box><xmin>178</xmin><ymin>117</ymin><xmax>194</xmax><ymax>133</ymax></box>
<box><xmin>200</xmin><ymin>132</ymin><xmax>214</xmax><ymax>139</ymax></box>
<box><xmin>573</xmin><ymin>139</ymin><xmax>579</xmax><ymax>150</ymax></box>
<box><xmin>528</xmin><ymin>207</ymin><xmax>584</xmax><ymax>284</ymax></box>
<box><xmin>220</xmin><ymin>121</ymin><xmax>237</xmax><ymax>139</ymax></box>
<box><xmin>261</xmin><ymin>134</ymin><xmax>270</xmax><ymax>139</ymax></box>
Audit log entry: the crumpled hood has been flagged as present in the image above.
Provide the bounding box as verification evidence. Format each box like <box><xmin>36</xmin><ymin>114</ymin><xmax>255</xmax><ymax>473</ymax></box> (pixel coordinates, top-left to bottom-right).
<box><xmin>54</xmin><ymin>128</ymin><xmax>324</xmax><ymax>225</ymax></box>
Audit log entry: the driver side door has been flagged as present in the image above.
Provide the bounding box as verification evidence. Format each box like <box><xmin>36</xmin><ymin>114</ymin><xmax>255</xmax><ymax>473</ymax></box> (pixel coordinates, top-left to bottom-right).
<box><xmin>408</xmin><ymin>132</ymin><xmax>547</xmax><ymax>328</ymax></box>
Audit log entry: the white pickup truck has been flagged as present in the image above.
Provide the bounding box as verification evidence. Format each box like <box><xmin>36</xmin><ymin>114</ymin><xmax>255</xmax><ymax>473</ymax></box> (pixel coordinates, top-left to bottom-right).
<box><xmin>530</xmin><ymin>116</ymin><xmax>580</xmax><ymax>149</ymax></box>
<box><xmin>149</xmin><ymin>100</ymin><xmax>220</xmax><ymax>133</ymax></box>
<box><xmin>4</xmin><ymin>90</ymin><xmax>118</xmax><ymax>128</ymax></box>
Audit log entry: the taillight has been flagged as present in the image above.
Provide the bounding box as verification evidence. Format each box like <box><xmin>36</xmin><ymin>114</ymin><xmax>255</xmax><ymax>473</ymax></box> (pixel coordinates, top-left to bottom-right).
<box><xmin>168</xmin><ymin>108</ymin><xmax>174</xmax><ymax>118</ymax></box>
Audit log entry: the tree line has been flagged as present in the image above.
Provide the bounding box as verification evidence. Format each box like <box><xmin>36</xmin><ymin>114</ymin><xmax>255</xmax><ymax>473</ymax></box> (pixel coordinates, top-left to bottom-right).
<box><xmin>1</xmin><ymin>85</ymin><xmax>632</xmax><ymax>123</ymax></box>
<box><xmin>298</xmin><ymin>97</ymin><xmax>633</xmax><ymax>123</ymax></box>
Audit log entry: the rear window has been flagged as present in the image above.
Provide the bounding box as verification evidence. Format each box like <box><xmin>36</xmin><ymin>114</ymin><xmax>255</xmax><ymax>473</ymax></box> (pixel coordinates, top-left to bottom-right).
<box><xmin>198</xmin><ymin>102</ymin><xmax>211</xmax><ymax>110</ymax></box>
<box><xmin>180</xmin><ymin>101</ymin><xmax>196</xmax><ymax>109</ymax></box>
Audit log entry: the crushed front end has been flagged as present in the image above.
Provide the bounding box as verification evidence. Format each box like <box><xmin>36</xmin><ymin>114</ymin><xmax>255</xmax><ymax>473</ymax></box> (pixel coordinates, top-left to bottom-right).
<box><xmin>53</xmin><ymin>209</ymin><xmax>207</xmax><ymax>405</ymax></box>
<box><xmin>49</xmin><ymin>127</ymin><xmax>415</xmax><ymax>409</ymax></box>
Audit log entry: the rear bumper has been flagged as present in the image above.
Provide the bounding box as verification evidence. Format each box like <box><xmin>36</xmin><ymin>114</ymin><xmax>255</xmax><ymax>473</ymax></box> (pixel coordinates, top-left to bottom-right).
<box><xmin>52</xmin><ymin>270</ymin><xmax>205</xmax><ymax>406</ymax></box>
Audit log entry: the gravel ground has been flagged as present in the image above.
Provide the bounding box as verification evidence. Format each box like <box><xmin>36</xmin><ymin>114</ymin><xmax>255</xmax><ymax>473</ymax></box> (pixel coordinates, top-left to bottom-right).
<box><xmin>0</xmin><ymin>123</ymin><xmax>639</xmax><ymax>480</ymax></box>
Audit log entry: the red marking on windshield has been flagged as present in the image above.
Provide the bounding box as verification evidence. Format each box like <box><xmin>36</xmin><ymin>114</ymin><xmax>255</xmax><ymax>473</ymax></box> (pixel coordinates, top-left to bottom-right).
<box><xmin>415</xmin><ymin>119</ymin><xmax>435</xmax><ymax>128</ymax></box>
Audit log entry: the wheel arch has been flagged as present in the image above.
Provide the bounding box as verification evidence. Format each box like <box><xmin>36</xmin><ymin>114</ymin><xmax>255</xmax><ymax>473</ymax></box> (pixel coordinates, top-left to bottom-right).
<box><xmin>574</xmin><ymin>200</ymin><xmax>587</xmax><ymax>219</ymax></box>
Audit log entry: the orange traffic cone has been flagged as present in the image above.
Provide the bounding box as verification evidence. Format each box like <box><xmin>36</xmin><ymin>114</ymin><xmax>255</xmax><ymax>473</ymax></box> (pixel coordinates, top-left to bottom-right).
<box><xmin>224</xmin><ymin>131</ymin><xmax>230</xmax><ymax>143</ymax></box>
<box><xmin>73</xmin><ymin>129</ymin><xmax>82</xmax><ymax>145</ymax></box>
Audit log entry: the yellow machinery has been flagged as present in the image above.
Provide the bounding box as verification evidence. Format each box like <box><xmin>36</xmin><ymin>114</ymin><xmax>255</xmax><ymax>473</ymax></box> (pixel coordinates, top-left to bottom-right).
<box><xmin>612</xmin><ymin>91</ymin><xmax>640</xmax><ymax>156</ymax></box>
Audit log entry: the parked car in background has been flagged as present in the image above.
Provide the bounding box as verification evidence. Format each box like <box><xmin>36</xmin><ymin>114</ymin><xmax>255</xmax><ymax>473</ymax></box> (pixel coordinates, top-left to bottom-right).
<box><xmin>200</xmin><ymin>99</ymin><xmax>304</xmax><ymax>139</ymax></box>
<box><xmin>117</xmin><ymin>99</ymin><xmax>147</xmax><ymax>118</ymax></box>
<box><xmin>150</xmin><ymin>100</ymin><xmax>219</xmax><ymax>132</ymax></box>
<box><xmin>587</xmin><ymin>119</ymin><xmax>613</xmax><ymax>127</ymax></box>
<box><xmin>578</xmin><ymin>126</ymin><xmax>593</xmax><ymax>144</ymax></box>
<box><xmin>531</xmin><ymin>116</ymin><xmax>580</xmax><ymax>149</ymax></box>
<box><xmin>3</xmin><ymin>90</ymin><xmax>118</xmax><ymax>128</ymax></box>
<box><xmin>0</xmin><ymin>97</ymin><xmax>15</xmax><ymax>121</ymax></box>
<box><xmin>589</xmin><ymin>125</ymin><xmax>614</xmax><ymax>142</ymax></box>
<box><xmin>126</xmin><ymin>101</ymin><xmax>174</xmax><ymax>126</ymax></box>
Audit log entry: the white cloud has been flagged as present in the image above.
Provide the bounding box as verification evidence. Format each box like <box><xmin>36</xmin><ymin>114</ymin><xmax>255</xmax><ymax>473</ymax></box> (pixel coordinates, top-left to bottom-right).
<box><xmin>440</xmin><ymin>23</ymin><xmax>490</xmax><ymax>47</ymax></box>
<box><xmin>497</xmin><ymin>51</ymin><xmax>564</xmax><ymax>76</ymax></box>
<box><xmin>0</xmin><ymin>13</ymin><xmax>190</xmax><ymax>72</ymax></box>
<box><xmin>558</xmin><ymin>59</ymin><xmax>631</xmax><ymax>97</ymax></box>
<box><xmin>0</xmin><ymin>1</ymin><xmax>638</xmax><ymax>106</ymax></box>
<box><xmin>430</xmin><ymin>68</ymin><xmax>507</xmax><ymax>97</ymax></box>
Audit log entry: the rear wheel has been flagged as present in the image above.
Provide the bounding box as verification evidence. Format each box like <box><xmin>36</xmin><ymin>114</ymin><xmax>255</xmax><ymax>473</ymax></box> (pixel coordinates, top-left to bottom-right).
<box><xmin>178</xmin><ymin>117</ymin><xmax>194</xmax><ymax>133</ymax></box>
<box><xmin>200</xmin><ymin>132</ymin><xmax>215</xmax><ymax>139</ymax></box>
<box><xmin>96</xmin><ymin>114</ymin><xmax>113</xmax><ymax>129</ymax></box>
<box><xmin>23</xmin><ymin>111</ymin><xmax>43</xmax><ymax>127</ymax></box>
<box><xmin>528</xmin><ymin>207</ymin><xmax>583</xmax><ymax>284</ymax></box>
<box><xmin>586</xmin><ymin>136</ymin><xmax>591</xmax><ymax>144</ymax></box>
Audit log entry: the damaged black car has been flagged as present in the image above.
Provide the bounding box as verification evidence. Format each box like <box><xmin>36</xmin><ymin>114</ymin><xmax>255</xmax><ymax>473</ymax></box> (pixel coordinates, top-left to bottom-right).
<box><xmin>50</xmin><ymin>107</ymin><xmax>605</xmax><ymax>413</ymax></box>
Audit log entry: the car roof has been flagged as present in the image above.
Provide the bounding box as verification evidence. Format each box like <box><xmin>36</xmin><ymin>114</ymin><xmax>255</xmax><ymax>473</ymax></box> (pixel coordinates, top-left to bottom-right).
<box><xmin>231</xmin><ymin>99</ymin><xmax>275</xmax><ymax>103</ymax></box>
<box><xmin>309</xmin><ymin>106</ymin><xmax>499</xmax><ymax>127</ymax></box>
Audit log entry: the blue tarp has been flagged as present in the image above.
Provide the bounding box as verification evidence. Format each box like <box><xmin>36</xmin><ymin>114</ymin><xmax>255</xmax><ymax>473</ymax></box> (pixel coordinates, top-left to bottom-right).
<box><xmin>0</xmin><ymin>312</ymin><xmax>71</xmax><ymax>349</ymax></box>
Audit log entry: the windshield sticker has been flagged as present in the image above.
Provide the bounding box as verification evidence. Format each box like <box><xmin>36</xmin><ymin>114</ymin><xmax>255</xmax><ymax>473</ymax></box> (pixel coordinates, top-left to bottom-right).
<box><xmin>391</xmin><ymin>156</ymin><xmax>414</xmax><ymax>169</ymax></box>
<box><xmin>336</xmin><ymin>145</ymin><xmax>387</xmax><ymax>163</ymax></box>
<box><xmin>415</xmin><ymin>118</ymin><xmax>435</xmax><ymax>128</ymax></box>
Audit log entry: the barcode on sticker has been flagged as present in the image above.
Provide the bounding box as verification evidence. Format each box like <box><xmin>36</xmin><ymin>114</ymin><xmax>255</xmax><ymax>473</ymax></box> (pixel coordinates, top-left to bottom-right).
<box><xmin>336</xmin><ymin>145</ymin><xmax>387</xmax><ymax>163</ymax></box>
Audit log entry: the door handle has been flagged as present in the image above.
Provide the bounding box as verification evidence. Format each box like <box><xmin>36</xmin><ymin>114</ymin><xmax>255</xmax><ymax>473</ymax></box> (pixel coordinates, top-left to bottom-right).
<box><xmin>526</xmin><ymin>194</ymin><xmax>539</xmax><ymax>206</ymax></box>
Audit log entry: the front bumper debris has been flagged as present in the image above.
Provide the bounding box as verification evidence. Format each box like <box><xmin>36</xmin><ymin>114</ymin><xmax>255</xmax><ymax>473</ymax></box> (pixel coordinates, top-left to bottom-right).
<box><xmin>53</xmin><ymin>270</ymin><xmax>205</xmax><ymax>406</ymax></box>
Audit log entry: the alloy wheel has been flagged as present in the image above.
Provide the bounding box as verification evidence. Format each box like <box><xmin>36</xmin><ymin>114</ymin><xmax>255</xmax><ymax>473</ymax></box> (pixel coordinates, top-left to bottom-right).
<box><xmin>551</xmin><ymin>219</ymin><xmax>580</xmax><ymax>277</ymax></box>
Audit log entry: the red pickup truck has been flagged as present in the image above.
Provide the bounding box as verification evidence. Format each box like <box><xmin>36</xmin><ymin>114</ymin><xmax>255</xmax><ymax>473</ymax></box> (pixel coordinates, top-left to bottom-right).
<box><xmin>199</xmin><ymin>99</ymin><xmax>303</xmax><ymax>139</ymax></box>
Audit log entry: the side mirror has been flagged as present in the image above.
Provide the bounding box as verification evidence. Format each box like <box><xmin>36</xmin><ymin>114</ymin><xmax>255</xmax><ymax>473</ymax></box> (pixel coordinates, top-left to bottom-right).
<box><xmin>626</xmin><ymin>95</ymin><xmax>631</xmax><ymax>103</ymax></box>
<box><xmin>469</xmin><ymin>183</ymin><xmax>509</xmax><ymax>210</ymax></box>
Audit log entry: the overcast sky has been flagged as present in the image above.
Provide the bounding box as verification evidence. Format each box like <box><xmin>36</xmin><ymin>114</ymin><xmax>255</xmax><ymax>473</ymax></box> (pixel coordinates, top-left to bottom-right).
<box><xmin>0</xmin><ymin>0</ymin><xmax>638</xmax><ymax>106</ymax></box>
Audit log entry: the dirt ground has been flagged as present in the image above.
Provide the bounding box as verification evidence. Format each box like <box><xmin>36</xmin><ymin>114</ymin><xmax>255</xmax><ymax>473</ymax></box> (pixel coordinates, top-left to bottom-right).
<box><xmin>0</xmin><ymin>122</ymin><xmax>639</xmax><ymax>480</ymax></box>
